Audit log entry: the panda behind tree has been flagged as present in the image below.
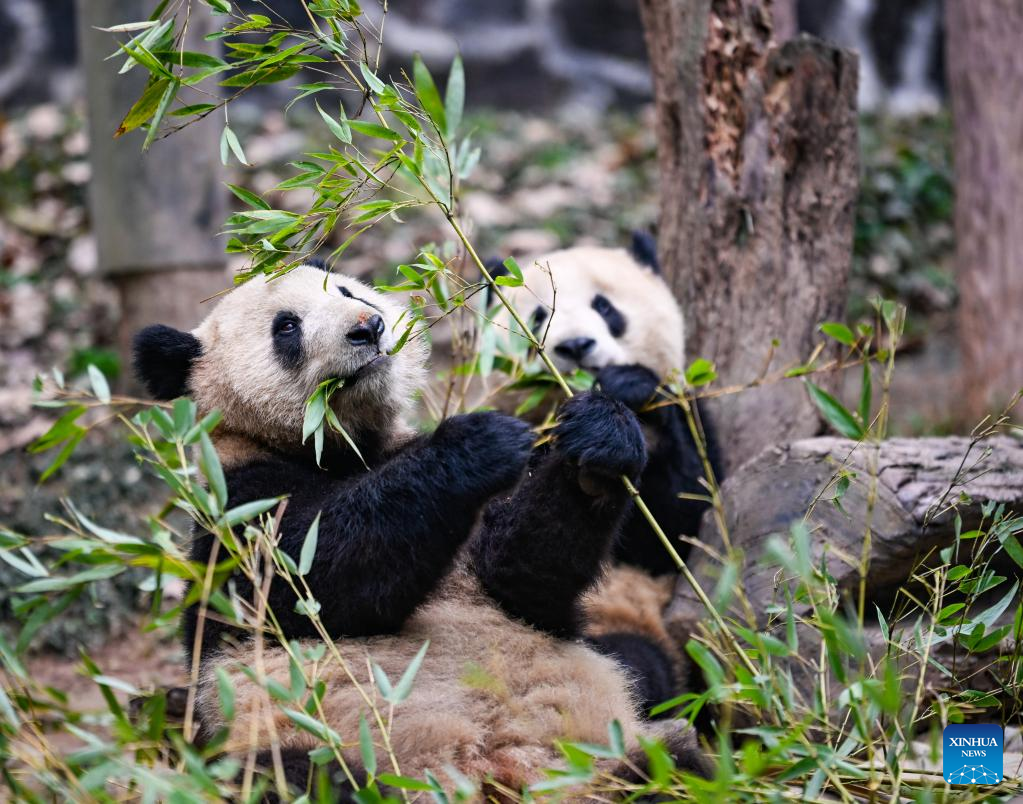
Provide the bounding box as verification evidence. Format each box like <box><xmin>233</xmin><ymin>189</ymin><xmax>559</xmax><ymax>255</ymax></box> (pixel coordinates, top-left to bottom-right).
<box><xmin>493</xmin><ymin>235</ymin><xmax>723</xmax><ymax>698</ymax></box>
<box><xmin>132</xmin><ymin>261</ymin><xmax>707</xmax><ymax>799</ymax></box>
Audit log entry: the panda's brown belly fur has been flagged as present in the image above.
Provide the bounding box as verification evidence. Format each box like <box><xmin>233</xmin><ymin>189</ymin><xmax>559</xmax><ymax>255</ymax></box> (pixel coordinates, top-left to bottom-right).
<box><xmin>195</xmin><ymin>567</ymin><xmax>647</xmax><ymax>795</ymax></box>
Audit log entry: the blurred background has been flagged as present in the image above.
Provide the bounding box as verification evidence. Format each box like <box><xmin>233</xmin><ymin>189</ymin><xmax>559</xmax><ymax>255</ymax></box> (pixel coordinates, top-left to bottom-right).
<box><xmin>0</xmin><ymin>0</ymin><xmax>991</xmax><ymax>665</ymax></box>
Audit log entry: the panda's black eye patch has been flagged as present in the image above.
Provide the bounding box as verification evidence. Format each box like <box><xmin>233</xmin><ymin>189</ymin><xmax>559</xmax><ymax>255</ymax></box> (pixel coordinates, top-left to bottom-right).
<box><xmin>338</xmin><ymin>285</ymin><xmax>353</xmax><ymax>298</ymax></box>
<box><xmin>272</xmin><ymin>311</ymin><xmax>303</xmax><ymax>370</ymax></box>
<box><xmin>530</xmin><ymin>306</ymin><xmax>549</xmax><ymax>334</ymax></box>
<box><xmin>591</xmin><ymin>294</ymin><xmax>626</xmax><ymax>338</ymax></box>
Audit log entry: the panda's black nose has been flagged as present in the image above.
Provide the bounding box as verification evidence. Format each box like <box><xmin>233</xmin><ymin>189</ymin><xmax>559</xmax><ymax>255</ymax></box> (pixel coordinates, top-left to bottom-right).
<box><xmin>346</xmin><ymin>314</ymin><xmax>385</xmax><ymax>347</ymax></box>
<box><xmin>555</xmin><ymin>337</ymin><xmax>596</xmax><ymax>362</ymax></box>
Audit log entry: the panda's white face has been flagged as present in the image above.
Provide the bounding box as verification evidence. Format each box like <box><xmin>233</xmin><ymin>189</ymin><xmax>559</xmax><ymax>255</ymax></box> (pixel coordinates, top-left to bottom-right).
<box><xmin>503</xmin><ymin>246</ymin><xmax>685</xmax><ymax>380</ymax></box>
<box><xmin>189</xmin><ymin>264</ymin><xmax>427</xmax><ymax>449</ymax></box>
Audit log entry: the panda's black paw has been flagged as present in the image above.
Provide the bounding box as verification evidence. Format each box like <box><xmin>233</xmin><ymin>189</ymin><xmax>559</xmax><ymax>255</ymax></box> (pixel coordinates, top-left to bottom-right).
<box><xmin>595</xmin><ymin>364</ymin><xmax>663</xmax><ymax>414</ymax></box>
<box><xmin>433</xmin><ymin>411</ymin><xmax>533</xmax><ymax>498</ymax></box>
<box><xmin>553</xmin><ymin>392</ymin><xmax>647</xmax><ymax>495</ymax></box>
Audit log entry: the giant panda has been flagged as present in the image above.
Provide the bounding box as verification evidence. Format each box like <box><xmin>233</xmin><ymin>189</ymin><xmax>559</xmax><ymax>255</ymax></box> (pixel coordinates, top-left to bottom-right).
<box><xmin>492</xmin><ymin>236</ymin><xmax>722</xmax><ymax>703</ymax></box>
<box><xmin>132</xmin><ymin>261</ymin><xmax>707</xmax><ymax>800</ymax></box>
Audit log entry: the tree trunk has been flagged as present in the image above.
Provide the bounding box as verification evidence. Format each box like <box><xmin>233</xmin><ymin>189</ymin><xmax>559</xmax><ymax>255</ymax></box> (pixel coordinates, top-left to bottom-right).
<box><xmin>637</xmin><ymin>0</ymin><xmax>859</xmax><ymax>473</ymax></box>
<box><xmin>771</xmin><ymin>0</ymin><xmax>799</xmax><ymax>41</ymax></box>
<box><xmin>76</xmin><ymin>0</ymin><xmax>228</xmax><ymax>390</ymax></box>
<box><xmin>945</xmin><ymin>1</ymin><xmax>1023</xmax><ymax>424</ymax></box>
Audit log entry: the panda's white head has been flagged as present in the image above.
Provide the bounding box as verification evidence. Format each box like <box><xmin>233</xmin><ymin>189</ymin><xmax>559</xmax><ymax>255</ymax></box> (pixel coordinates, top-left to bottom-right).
<box><xmin>134</xmin><ymin>263</ymin><xmax>427</xmax><ymax>453</ymax></box>
<box><xmin>501</xmin><ymin>239</ymin><xmax>685</xmax><ymax>380</ymax></box>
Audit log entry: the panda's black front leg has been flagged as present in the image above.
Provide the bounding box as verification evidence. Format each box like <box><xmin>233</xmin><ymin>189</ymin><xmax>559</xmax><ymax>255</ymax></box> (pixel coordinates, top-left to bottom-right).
<box><xmin>277</xmin><ymin>412</ymin><xmax>536</xmax><ymax>638</ymax></box>
<box><xmin>596</xmin><ymin>364</ymin><xmax>718</xmax><ymax>573</ymax></box>
<box><xmin>188</xmin><ymin>412</ymin><xmax>534</xmax><ymax>660</ymax></box>
<box><xmin>470</xmin><ymin>392</ymin><xmax>647</xmax><ymax>637</ymax></box>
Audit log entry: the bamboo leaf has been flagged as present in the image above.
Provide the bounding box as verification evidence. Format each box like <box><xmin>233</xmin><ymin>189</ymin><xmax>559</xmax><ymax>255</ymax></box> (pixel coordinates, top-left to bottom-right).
<box><xmin>359</xmin><ymin>62</ymin><xmax>386</xmax><ymax>94</ymax></box>
<box><xmin>302</xmin><ymin>389</ymin><xmax>327</xmax><ymax>443</ymax></box>
<box><xmin>359</xmin><ymin>713</ymin><xmax>377</xmax><ymax>777</ymax></box>
<box><xmin>227</xmin><ymin>183</ymin><xmax>270</xmax><ymax>210</ymax></box>
<box><xmin>859</xmin><ymin>361</ymin><xmax>873</xmax><ymax>427</ymax></box>
<box><xmin>349</xmin><ymin>120</ymin><xmax>401</xmax><ymax>142</ymax></box>
<box><xmin>412</xmin><ymin>54</ymin><xmax>446</xmax><ymax>135</ymax></box>
<box><xmin>220</xmin><ymin>125</ymin><xmax>248</xmax><ymax>165</ymax></box>
<box><xmin>88</xmin><ymin>365</ymin><xmax>112</xmax><ymax>404</ymax></box>
<box><xmin>283</xmin><ymin>708</ymin><xmax>340</xmax><ymax>744</ymax></box>
<box><xmin>221</xmin><ymin>498</ymin><xmax>280</xmax><ymax>527</ymax></box>
<box><xmin>299</xmin><ymin>512</ymin><xmax>320</xmax><ymax>576</ymax></box>
<box><xmin>316</xmin><ymin>100</ymin><xmax>352</xmax><ymax>144</ymax></box>
<box><xmin>115</xmin><ymin>78</ymin><xmax>169</xmax><ymax>137</ymax></box>
<box><xmin>820</xmin><ymin>322</ymin><xmax>856</xmax><ymax>346</ymax></box>
<box><xmin>200</xmin><ymin>431</ymin><xmax>227</xmax><ymax>511</ymax></box>
<box><xmin>216</xmin><ymin>667</ymin><xmax>235</xmax><ymax>720</ymax></box>
<box><xmin>387</xmin><ymin>641</ymin><xmax>429</xmax><ymax>704</ymax></box>
<box><xmin>444</xmin><ymin>55</ymin><xmax>464</xmax><ymax>140</ymax></box>
<box><xmin>805</xmin><ymin>381</ymin><xmax>865</xmax><ymax>440</ymax></box>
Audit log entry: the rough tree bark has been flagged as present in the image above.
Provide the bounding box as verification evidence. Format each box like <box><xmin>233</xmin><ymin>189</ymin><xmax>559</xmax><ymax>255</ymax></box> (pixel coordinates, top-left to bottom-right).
<box><xmin>76</xmin><ymin>1</ymin><xmax>227</xmax><ymax>390</ymax></box>
<box><xmin>945</xmin><ymin>1</ymin><xmax>1023</xmax><ymax>423</ymax></box>
<box><xmin>637</xmin><ymin>0</ymin><xmax>859</xmax><ymax>473</ymax></box>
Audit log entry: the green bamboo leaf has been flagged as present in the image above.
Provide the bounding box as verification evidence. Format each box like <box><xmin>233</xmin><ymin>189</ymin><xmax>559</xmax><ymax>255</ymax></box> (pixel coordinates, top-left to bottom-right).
<box><xmin>859</xmin><ymin>361</ymin><xmax>872</xmax><ymax>427</ymax></box>
<box><xmin>17</xmin><ymin>564</ymin><xmax>125</xmax><ymax>593</ymax></box>
<box><xmin>88</xmin><ymin>365</ymin><xmax>112</xmax><ymax>404</ymax></box>
<box><xmin>299</xmin><ymin>512</ymin><xmax>320</xmax><ymax>576</ymax></box>
<box><xmin>820</xmin><ymin>322</ymin><xmax>856</xmax><ymax>346</ymax></box>
<box><xmin>685</xmin><ymin>358</ymin><xmax>717</xmax><ymax>387</ymax></box>
<box><xmin>444</xmin><ymin>55</ymin><xmax>464</xmax><ymax>140</ymax></box>
<box><xmin>412</xmin><ymin>54</ymin><xmax>446</xmax><ymax>136</ymax></box>
<box><xmin>220</xmin><ymin>125</ymin><xmax>248</xmax><ymax>165</ymax></box>
<box><xmin>170</xmin><ymin>102</ymin><xmax>218</xmax><ymax>117</ymax></box>
<box><xmin>358</xmin><ymin>62</ymin><xmax>386</xmax><ymax>94</ymax></box>
<box><xmin>98</xmin><ymin>20</ymin><xmax>160</xmax><ymax>33</ymax></box>
<box><xmin>115</xmin><ymin>78</ymin><xmax>169</xmax><ymax>137</ymax></box>
<box><xmin>28</xmin><ymin>406</ymin><xmax>87</xmax><ymax>453</ymax></box>
<box><xmin>685</xmin><ymin>640</ymin><xmax>724</xmax><ymax>688</ymax></box>
<box><xmin>39</xmin><ymin>430</ymin><xmax>86</xmax><ymax>482</ymax></box>
<box><xmin>66</xmin><ymin>500</ymin><xmax>144</xmax><ymax>545</ymax></box>
<box><xmin>200</xmin><ymin>431</ymin><xmax>227</xmax><ymax>511</ymax></box>
<box><xmin>216</xmin><ymin>667</ymin><xmax>235</xmax><ymax>720</ymax></box>
<box><xmin>283</xmin><ymin>708</ymin><xmax>340</xmax><ymax>744</ymax></box>
<box><xmin>316</xmin><ymin>100</ymin><xmax>352</xmax><ymax>144</ymax></box>
<box><xmin>387</xmin><ymin>641</ymin><xmax>429</xmax><ymax>704</ymax></box>
<box><xmin>376</xmin><ymin>775</ymin><xmax>433</xmax><ymax>792</ymax></box>
<box><xmin>221</xmin><ymin>497</ymin><xmax>280</xmax><ymax>527</ymax></box>
<box><xmin>805</xmin><ymin>381</ymin><xmax>865</xmax><ymax>440</ymax></box>
<box><xmin>349</xmin><ymin>120</ymin><xmax>401</xmax><ymax>142</ymax></box>
<box><xmin>227</xmin><ymin>183</ymin><xmax>270</xmax><ymax>210</ymax></box>
<box><xmin>359</xmin><ymin>713</ymin><xmax>377</xmax><ymax>777</ymax></box>
<box><xmin>370</xmin><ymin>662</ymin><xmax>393</xmax><ymax>700</ymax></box>
<box><xmin>302</xmin><ymin>389</ymin><xmax>327</xmax><ymax>443</ymax></box>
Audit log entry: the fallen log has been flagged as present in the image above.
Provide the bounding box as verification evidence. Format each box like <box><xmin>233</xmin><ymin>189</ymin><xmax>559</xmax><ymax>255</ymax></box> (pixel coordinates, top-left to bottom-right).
<box><xmin>666</xmin><ymin>434</ymin><xmax>1023</xmax><ymax>639</ymax></box>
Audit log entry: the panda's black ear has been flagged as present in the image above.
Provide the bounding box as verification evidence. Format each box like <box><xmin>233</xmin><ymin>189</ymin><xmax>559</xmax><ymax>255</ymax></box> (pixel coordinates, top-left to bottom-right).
<box><xmin>630</xmin><ymin>230</ymin><xmax>660</xmax><ymax>273</ymax></box>
<box><xmin>482</xmin><ymin>255</ymin><xmax>511</xmax><ymax>307</ymax></box>
<box><xmin>133</xmin><ymin>325</ymin><xmax>202</xmax><ymax>400</ymax></box>
<box><xmin>304</xmin><ymin>256</ymin><xmax>329</xmax><ymax>272</ymax></box>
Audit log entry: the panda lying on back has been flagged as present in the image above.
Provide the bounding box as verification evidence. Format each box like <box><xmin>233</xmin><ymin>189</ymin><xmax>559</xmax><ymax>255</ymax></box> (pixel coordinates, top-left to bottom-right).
<box><xmin>133</xmin><ymin>261</ymin><xmax>706</xmax><ymax>799</ymax></box>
